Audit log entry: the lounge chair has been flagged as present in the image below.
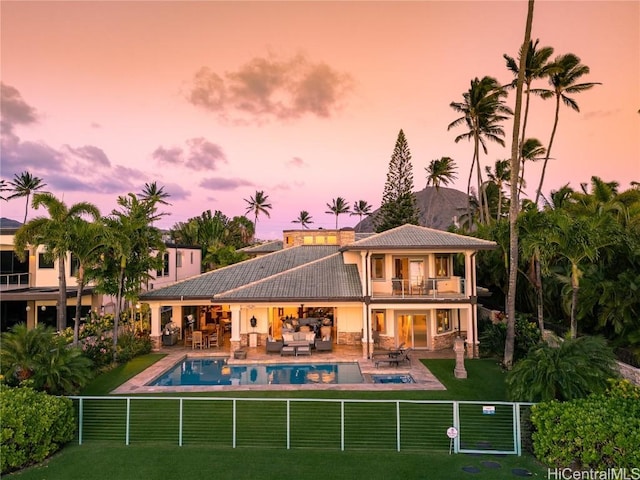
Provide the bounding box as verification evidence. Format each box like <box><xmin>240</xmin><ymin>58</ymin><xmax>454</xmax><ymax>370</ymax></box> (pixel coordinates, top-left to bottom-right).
<box><xmin>374</xmin><ymin>348</ymin><xmax>412</xmax><ymax>368</ymax></box>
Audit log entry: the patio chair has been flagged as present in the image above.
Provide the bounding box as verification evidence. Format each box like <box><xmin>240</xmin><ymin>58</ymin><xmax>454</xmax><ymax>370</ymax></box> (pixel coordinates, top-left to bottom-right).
<box><xmin>192</xmin><ymin>331</ymin><xmax>204</xmax><ymax>349</ymax></box>
<box><xmin>374</xmin><ymin>347</ymin><xmax>411</xmax><ymax>368</ymax></box>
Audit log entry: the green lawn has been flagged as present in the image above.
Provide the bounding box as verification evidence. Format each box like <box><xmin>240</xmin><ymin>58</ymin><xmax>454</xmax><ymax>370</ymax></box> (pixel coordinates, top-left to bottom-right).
<box><xmin>6</xmin><ymin>355</ymin><xmax>547</xmax><ymax>479</ymax></box>
<box><xmin>7</xmin><ymin>444</ymin><xmax>547</xmax><ymax>480</ymax></box>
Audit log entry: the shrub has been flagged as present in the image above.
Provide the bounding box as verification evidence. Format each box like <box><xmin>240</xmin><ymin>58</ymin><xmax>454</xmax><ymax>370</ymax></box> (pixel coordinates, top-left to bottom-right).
<box><xmin>82</xmin><ymin>334</ymin><xmax>115</xmax><ymax>369</ymax></box>
<box><xmin>479</xmin><ymin>315</ymin><xmax>542</xmax><ymax>361</ymax></box>
<box><xmin>507</xmin><ymin>335</ymin><xmax>618</xmax><ymax>402</ymax></box>
<box><xmin>1</xmin><ymin>324</ymin><xmax>93</xmax><ymax>395</ymax></box>
<box><xmin>117</xmin><ymin>331</ymin><xmax>153</xmax><ymax>363</ymax></box>
<box><xmin>530</xmin><ymin>379</ymin><xmax>640</xmax><ymax>469</ymax></box>
<box><xmin>0</xmin><ymin>386</ymin><xmax>75</xmax><ymax>474</ymax></box>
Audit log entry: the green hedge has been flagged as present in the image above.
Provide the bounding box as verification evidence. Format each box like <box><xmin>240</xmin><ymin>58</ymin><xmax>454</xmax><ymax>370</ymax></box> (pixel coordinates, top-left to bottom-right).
<box><xmin>530</xmin><ymin>380</ymin><xmax>640</xmax><ymax>469</ymax></box>
<box><xmin>0</xmin><ymin>386</ymin><xmax>75</xmax><ymax>474</ymax></box>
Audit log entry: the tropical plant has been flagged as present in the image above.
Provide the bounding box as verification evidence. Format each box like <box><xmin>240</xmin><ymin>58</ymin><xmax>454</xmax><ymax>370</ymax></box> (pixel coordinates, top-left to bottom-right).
<box><xmin>375</xmin><ymin>129</ymin><xmax>420</xmax><ymax>232</ymax></box>
<box><xmin>448</xmin><ymin>77</ymin><xmax>512</xmax><ymax>225</ymax></box>
<box><xmin>6</xmin><ymin>171</ymin><xmax>48</xmax><ymax>224</ymax></box>
<box><xmin>325</xmin><ymin>197</ymin><xmax>350</xmax><ymax>229</ymax></box>
<box><xmin>94</xmin><ymin>192</ymin><xmax>165</xmax><ymax>359</ymax></box>
<box><xmin>0</xmin><ymin>324</ymin><xmax>93</xmax><ymax>395</ymax></box>
<box><xmin>485</xmin><ymin>159</ymin><xmax>510</xmax><ymax>220</ymax></box>
<box><xmin>350</xmin><ymin>200</ymin><xmax>372</xmax><ymax>229</ymax></box>
<box><xmin>244</xmin><ymin>190</ymin><xmax>272</xmax><ymax>230</ymax></box>
<box><xmin>13</xmin><ymin>193</ymin><xmax>100</xmax><ymax>331</ymax></box>
<box><xmin>0</xmin><ymin>179</ymin><xmax>10</xmax><ymax>201</ymax></box>
<box><xmin>504</xmin><ymin>39</ymin><xmax>555</xmax><ymax>194</ymax></box>
<box><xmin>426</xmin><ymin>156</ymin><xmax>458</xmax><ymax>190</ymax></box>
<box><xmin>67</xmin><ymin>218</ymin><xmax>106</xmax><ymax>345</ymax></box>
<box><xmin>292</xmin><ymin>210</ymin><xmax>314</xmax><ymax>229</ymax></box>
<box><xmin>518</xmin><ymin>138</ymin><xmax>546</xmax><ymax>195</ymax></box>
<box><xmin>506</xmin><ymin>335</ymin><xmax>618</xmax><ymax>402</ymax></box>
<box><xmin>533</xmin><ymin>53</ymin><xmax>601</xmax><ymax>204</ymax></box>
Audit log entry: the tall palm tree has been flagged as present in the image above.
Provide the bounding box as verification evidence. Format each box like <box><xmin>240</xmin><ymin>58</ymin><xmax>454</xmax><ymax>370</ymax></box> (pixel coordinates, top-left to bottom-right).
<box><xmin>325</xmin><ymin>197</ymin><xmax>350</xmax><ymax>229</ymax></box>
<box><xmin>350</xmin><ymin>200</ymin><xmax>372</xmax><ymax>231</ymax></box>
<box><xmin>504</xmin><ymin>0</ymin><xmax>534</xmax><ymax>370</ymax></box>
<box><xmin>244</xmin><ymin>190</ymin><xmax>272</xmax><ymax>230</ymax></box>
<box><xmin>7</xmin><ymin>171</ymin><xmax>48</xmax><ymax>224</ymax></box>
<box><xmin>485</xmin><ymin>159</ymin><xmax>510</xmax><ymax>220</ymax></box>
<box><xmin>518</xmin><ymin>138</ymin><xmax>546</xmax><ymax>195</ymax></box>
<box><xmin>533</xmin><ymin>53</ymin><xmax>601</xmax><ymax>204</ymax></box>
<box><xmin>425</xmin><ymin>157</ymin><xmax>458</xmax><ymax>226</ymax></box>
<box><xmin>139</xmin><ymin>181</ymin><xmax>171</xmax><ymax>206</ymax></box>
<box><xmin>0</xmin><ymin>179</ymin><xmax>10</xmax><ymax>201</ymax></box>
<box><xmin>448</xmin><ymin>77</ymin><xmax>512</xmax><ymax>224</ymax></box>
<box><xmin>68</xmin><ymin>218</ymin><xmax>107</xmax><ymax>345</ymax></box>
<box><xmin>504</xmin><ymin>39</ymin><xmax>556</xmax><ymax>192</ymax></box>
<box><xmin>13</xmin><ymin>193</ymin><xmax>100</xmax><ymax>332</ymax></box>
<box><xmin>292</xmin><ymin>210</ymin><xmax>314</xmax><ymax>229</ymax></box>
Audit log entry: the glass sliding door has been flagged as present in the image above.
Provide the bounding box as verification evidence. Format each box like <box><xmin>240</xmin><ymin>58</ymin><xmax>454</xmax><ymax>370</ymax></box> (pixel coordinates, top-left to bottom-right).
<box><xmin>397</xmin><ymin>313</ymin><xmax>429</xmax><ymax>349</ymax></box>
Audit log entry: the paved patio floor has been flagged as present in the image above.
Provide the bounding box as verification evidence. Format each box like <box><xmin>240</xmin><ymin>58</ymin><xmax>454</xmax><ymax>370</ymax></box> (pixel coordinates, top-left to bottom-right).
<box><xmin>112</xmin><ymin>340</ymin><xmax>456</xmax><ymax>394</ymax></box>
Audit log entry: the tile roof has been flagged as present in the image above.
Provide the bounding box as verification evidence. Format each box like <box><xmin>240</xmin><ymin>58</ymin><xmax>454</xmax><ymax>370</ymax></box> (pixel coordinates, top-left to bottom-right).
<box><xmin>341</xmin><ymin>224</ymin><xmax>496</xmax><ymax>250</ymax></box>
<box><xmin>214</xmin><ymin>253</ymin><xmax>362</xmax><ymax>302</ymax></box>
<box><xmin>239</xmin><ymin>240</ymin><xmax>283</xmax><ymax>254</ymax></box>
<box><xmin>140</xmin><ymin>245</ymin><xmax>339</xmax><ymax>300</ymax></box>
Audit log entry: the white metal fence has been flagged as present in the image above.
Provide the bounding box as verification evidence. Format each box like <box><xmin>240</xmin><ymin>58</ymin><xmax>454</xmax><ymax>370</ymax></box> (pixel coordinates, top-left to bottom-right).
<box><xmin>69</xmin><ymin>397</ymin><xmax>534</xmax><ymax>455</ymax></box>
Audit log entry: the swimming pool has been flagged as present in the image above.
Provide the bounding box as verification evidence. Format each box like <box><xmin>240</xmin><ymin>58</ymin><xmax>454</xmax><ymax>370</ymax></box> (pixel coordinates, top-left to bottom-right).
<box><xmin>148</xmin><ymin>358</ymin><xmax>364</xmax><ymax>386</ymax></box>
<box><xmin>370</xmin><ymin>374</ymin><xmax>415</xmax><ymax>384</ymax></box>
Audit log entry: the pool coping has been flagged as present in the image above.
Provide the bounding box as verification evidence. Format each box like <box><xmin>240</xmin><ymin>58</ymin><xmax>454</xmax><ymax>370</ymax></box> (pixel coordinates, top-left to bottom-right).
<box><xmin>111</xmin><ymin>350</ymin><xmax>447</xmax><ymax>394</ymax></box>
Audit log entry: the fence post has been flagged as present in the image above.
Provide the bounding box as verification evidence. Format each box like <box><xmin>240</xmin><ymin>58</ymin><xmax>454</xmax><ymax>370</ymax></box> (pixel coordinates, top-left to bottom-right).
<box><xmin>286</xmin><ymin>400</ymin><xmax>291</xmax><ymax>450</ymax></box>
<box><xmin>396</xmin><ymin>401</ymin><xmax>401</xmax><ymax>452</ymax></box>
<box><xmin>453</xmin><ymin>401</ymin><xmax>460</xmax><ymax>454</ymax></box>
<box><xmin>125</xmin><ymin>398</ymin><xmax>130</xmax><ymax>446</ymax></box>
<box><xmin>340</xmin><ymin>400</ymin><xmax>345</xmax><ymax>451</ymax></box>
<box><xmin>179</xmin><ymin>399</ymin><xmax>183</xmax><ymax>447</ymax></box>
<box><xmin>78</xmin><ymin>398</ymin><xmax>83</xmax><ymax>445</ymax></box>
<box><xmin>515</xmin><ymin>403</ymin><xmax>522</xmax><ymax>456</ymax></box>
<box><xmin>232</xmin><ymin>399</ymin><xmax>237</xmax><ymax>448</ymax></box>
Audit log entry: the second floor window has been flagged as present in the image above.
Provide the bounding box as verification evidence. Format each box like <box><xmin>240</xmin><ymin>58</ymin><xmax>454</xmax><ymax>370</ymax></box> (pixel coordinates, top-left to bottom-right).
<box><xmin>435</xmin><ymin>255</ymin><xmax>449</xmax><ymax>277</ymax></box>
<box><xmin>156</xmin><ymin>253</ymin><xmax>170</xmax><ymax>277</ymax></box>
<box><xmin>176</xmin><ymin>252</ymin><xmax>183</xmax><ymax>268</ymax></box>
<box><xmin>371</xmin><ymin>255</ymin><xmax>385</xmax><ymax>280</ymax></box>
<box><xmin>70</xmin><ymin>254</ymin><xmax>80</xmax><ymax>277</ymax></box>
<box><xmin>39</xmin><ymin>253</ymin><xmax>54</xmax><ymax>269</ymax></box>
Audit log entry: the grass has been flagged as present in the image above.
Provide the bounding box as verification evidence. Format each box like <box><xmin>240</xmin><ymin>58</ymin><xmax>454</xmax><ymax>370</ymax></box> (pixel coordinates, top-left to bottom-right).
<box><xmin>7</xmin><ymin>444</ymin><xmax>547</xmax><ymax>480</ymax></box>
<box><xmin>6</xmin><ymin>355</ymin><xmax>547</xmax><ymax>479</ymax></box>
<box><xmin>79</xmin><ymin>353</ymin><xmax>166</xmax><ymax>395</ymax></box>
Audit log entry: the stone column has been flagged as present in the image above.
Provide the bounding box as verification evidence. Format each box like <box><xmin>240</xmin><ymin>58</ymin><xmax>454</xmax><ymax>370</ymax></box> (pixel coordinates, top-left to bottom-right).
<box><xmin>454</xmin><ymin>336</ymin><xmax>467</xmax><ymax>379</ymax></box>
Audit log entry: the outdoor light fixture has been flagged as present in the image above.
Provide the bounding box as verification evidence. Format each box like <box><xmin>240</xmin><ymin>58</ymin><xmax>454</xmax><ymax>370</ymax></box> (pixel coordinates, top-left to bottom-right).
<box><xmin>25</xmin><ymin>305</ymin><xmax>31</xmax><ymax>312</ymax></box>
<box><xmin>41</xmin><ymin>305</ymin><xmax>46</xmax><ymax>311</ymax></box>
<box><xmin>250</xmin><ymin>315</ymin><xmax>257</xmax><ymax>328</ymax></box>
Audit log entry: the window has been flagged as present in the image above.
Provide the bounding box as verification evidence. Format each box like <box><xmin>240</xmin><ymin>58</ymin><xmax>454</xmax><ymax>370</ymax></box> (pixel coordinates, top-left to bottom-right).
<box><xmin>38</xmin><ymin>253</ymin><xmax>54</xmax><ymax>269</ymax></box>
<box><xmin>435</xmin><ymin>255</ymin><xmax>450</xmax><ymax>277</ymax></box>
<box><xmin>315</xmin><ymin>236</ymin><xmax>325</xmax><ymax>244</ymax></box>
<box><xmin>156</xmin><ymin>253</ymin><xmax>170</xmax><ymax>277</ymax></box>
<box><xmin>436</xmin><ymin>310</ymin><xmax>451</xmax><ymax>333</ymax></box>
<box><xmin>176</xmin><ymin>252</ymin><xmax>183</xmax><ymax>268</ymax></box>
<box><xmin>371</xmin><ymin>255</ymin><xmax>385</xmax><ymax>280</ymax></box>
<box><xmin>303</xmin><ymin>236</ymin><xmax>313</xmax><ymax>245</ymax></box>
<box><xmin>327</xmin><ymin>236</ymin><xmax>337</xmax><ymax>244</ymax></box>
<box><xmin>70</xmin><ymin>254</ymin><xmax>80</xmax><ymax>277</ymax></box>
<box><xmin>190</xmin><ymin>252</ymin><xmax>194</xmax><ymax>264</ymax></box>
<box><xmin>372</xmin><ymin>310</ymin><xmax>386</xmax><ymax>333</ymax></box>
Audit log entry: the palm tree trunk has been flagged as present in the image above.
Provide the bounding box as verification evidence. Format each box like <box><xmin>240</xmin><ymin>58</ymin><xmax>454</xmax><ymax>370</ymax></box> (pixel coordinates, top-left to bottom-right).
<box><xmin>505</xmin><ymin>0</ymin><xmax>534</xmax><ymax>368</ymax></box>
<box><xmin>112</xmin><ymin>266</ymin><xmax>125</xmax><ymax>362</ymax></box>
<box><xmin>535</xmin><ymin>95</ymin><xmax>560</xmax><ymax>205</ymax></box>
<box><xmin>466</xmin><ymin>155</ymin><xmax>475</xmax><ymax>227</ymax></box>
<box><xmin>73</xmin><ymin>267</ymin><xmax>85</xmax><ymax>346</ymax></box>
<box><xmin>535</xmin><ymin>256</ymin><xmax>544</xmax><ymax>333</ymax></box>
<box><xmin>57</xmin><ymin>254</ymin><xmax>67</xmax><ymax>332</ymax></box>
<box><xmin>518</xmin><ymin>85</ymin><xmax>532</xmax><ymax>195</ymax></box>
<box><xmin>23</xmin><ymin>193</ymin><xmax>30</xmax><ymax>224</ymax></box>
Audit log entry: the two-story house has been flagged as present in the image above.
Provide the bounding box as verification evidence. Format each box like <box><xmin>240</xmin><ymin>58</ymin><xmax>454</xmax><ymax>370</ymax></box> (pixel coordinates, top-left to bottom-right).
<box><xmin>0</xmin><ymin>224</ymin><xmax>201</xmax><ymax>332</ymax></box>
<box><xmin>140</xmin><ymin>224</ymin><xmax>496</xmax><ymax>358</ymax></box>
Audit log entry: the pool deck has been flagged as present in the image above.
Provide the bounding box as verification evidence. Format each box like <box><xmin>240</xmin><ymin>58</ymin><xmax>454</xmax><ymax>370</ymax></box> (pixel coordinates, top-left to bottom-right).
<box><xmin>112</xmin><ymin>343</ymin><xmax>454</xmax><ymax>394</ymax></box>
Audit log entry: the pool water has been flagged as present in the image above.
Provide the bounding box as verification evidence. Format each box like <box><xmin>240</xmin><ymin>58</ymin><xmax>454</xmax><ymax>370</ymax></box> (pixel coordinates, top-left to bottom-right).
<box><xmin>149</xmin><ymin>358</ymin><xmax>364</xmax><ymax>386</ymax></box>
<box><xmin>371</xmin><ymin>374</ymin><xmax>415</xmax><ymax>384</ymax></box>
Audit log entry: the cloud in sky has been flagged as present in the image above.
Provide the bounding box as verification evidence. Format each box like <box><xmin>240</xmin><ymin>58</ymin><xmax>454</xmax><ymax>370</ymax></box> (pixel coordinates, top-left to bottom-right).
<box><xmin>286</xmin><ymin>156</ymin><xmax>307</xmax><ymax>168</ymax></box>
<box><xmin>0</xmin><ymin>83</ymin><xmax>38</xmax><ymax>134</ymax></box>
<box><xmin>199</xmin><ymin>177</ymin><xmax>253</xmax><ymax>191</ymax></box>
<box><xmin>64</xmin><ymin>144</ymin><xmax>111</xmax><ymax>168</ymax></box>
<box><xmin>187</xmin><ymin>53</ymin><xmax>353</xmax><ymax>122</ymax></box>
<box><xmin>152</xmin><ymin>137</ymin><xmax>227</xmax><ymax>171</ymax></box>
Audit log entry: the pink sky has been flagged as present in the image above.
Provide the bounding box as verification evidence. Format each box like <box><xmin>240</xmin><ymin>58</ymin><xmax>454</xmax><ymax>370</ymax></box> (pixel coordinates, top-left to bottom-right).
<box><xmin>1</xmin><ymin>0</ymin><xmax>638</xmax><ymax>240</ymax></box>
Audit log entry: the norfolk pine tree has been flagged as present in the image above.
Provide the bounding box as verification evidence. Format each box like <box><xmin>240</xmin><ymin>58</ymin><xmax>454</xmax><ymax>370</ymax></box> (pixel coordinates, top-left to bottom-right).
<box><xmin>375</xmin><ymin>129</ymin><xmax>420</xmax><ymax>232</ymax></box>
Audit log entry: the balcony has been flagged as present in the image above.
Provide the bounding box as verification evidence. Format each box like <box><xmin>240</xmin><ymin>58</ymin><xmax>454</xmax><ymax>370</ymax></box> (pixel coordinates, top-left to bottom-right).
<box><xmin>0</xmin><ymin>273</ymin><xmax>31</xmax><ymax>291</ymax></box>
<box><xmin>374</xmin><ymin>276</ymin><xmax>467</xmax><ymax>300</ymax></box>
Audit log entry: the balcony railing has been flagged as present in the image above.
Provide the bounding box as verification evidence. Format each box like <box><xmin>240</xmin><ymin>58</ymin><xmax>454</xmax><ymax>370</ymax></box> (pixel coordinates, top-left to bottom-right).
<box><xmin>377</xmin><ymin>276</ymin><xmax>466</xmax><ymax>299</ymax></box>
<box><xmin>0</xmin><ymin>272</ymin><xmax>30</xmax><ymax>291</ymax></box>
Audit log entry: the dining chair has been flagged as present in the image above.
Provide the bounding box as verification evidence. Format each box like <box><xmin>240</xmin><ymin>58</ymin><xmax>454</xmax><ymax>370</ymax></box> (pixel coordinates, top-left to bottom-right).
<box><xmin>192</xmin><ymin>331</ymin><xmax>204</xmax><ymax>349</ymax></box>
<box><xmin>208</xmin><ymin>332</ymin><xmax>219</xmax><ymax>348</ymax></box>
